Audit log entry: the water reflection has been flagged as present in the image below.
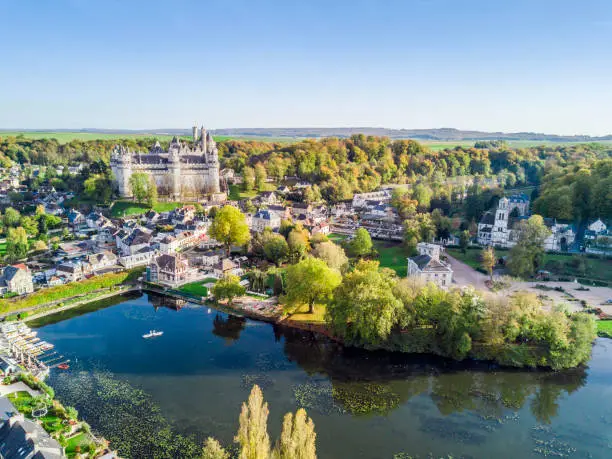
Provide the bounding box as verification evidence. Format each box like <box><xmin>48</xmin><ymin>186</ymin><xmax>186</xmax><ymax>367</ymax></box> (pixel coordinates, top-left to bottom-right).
<box><xmin>273</xmin><ymin>324</ymin><xmax>587</xmax><ymax>423</ymax></box>
<box><xmin>212</xmin><ymin>314</ymin><xmax>247</xmax><ymax>344</ymax></box>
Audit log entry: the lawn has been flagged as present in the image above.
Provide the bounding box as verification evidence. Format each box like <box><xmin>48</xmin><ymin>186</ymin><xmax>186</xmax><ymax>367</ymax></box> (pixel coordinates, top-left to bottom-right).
<box><xmin>228</xmin><ymin>184</ymin><xmax>276</xmax><ymax>201</ymax></box>
<box><xmin>0</xmin><ymin>241</ymin><xmax>6</xmax><ymax>255</ymax></box>
<box><xmin>446</xmin><ymin>247</ymin><xmax>508</xmax><ymax>271</ymax></box>
<box><xmin>327</xmin><ymin>233</ymin><xmax>348</xmax><ymax>243</ymax></box>
<box><xmin>287</xmin><ymin>303</ymin><xmax>327</xmax><ymax>324</ymax></box>
<box><xmin>65</xmin><ymin>432</ymin><xmax>90</xmax><ymax>456</ymax></box>
<box><xmin>110</xmin><ymin>200</ymin><xmax>183</xmax><ymax>217</ymax></box>
<box><xmin>374</xmin><ymin>241</ymin><xmax>408</xmax><ymax>277</ymax></box>
<box><xmin>178</xmin><ymin>281</ymin><xmax>210</xmax><ymax>297</ymax></box>
<box><xmin>597</xmin><ymin>320</ymin><xmax>612</xmax><ymax>338</ymax></box>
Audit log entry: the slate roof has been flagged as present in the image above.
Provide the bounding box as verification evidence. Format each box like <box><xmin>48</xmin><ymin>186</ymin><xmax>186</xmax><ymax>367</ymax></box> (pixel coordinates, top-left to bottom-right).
<box><xmin>479</xmin><ymin>211</ymin><xmax>495</xmax><ymax>225</ymax></box>
<box><xmin>409</xmin><ymin>254</ymin><xmax>452</xmax><ymax>273</ymax></box>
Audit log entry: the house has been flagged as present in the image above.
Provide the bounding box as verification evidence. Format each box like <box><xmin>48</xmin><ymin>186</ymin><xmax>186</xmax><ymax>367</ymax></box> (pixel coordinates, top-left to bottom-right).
<box><xmin>119</xmin><ymin>246</ymin><xmax>156</xmax><ymax>269</ymax></box>
<box><xmin>407</xmin><ymin>243</ymin><xmax>453</xmax><ymax>288</ymax></box>
<box><xmin>116</xmin><ymin>227</ymin><xmax>152</xmax><ymax>256</ymax></box>
<box><xmin>86</xmin><ymin>212</ymin><xmax>111</xmax><ymax>229</ymax></box>
<box><xmin>86</xmin><ymin>250</ymin><xmax>118</xmax><ymax>272</ymax></box>
<box><xmin>588</xmin><ymin>218</ymin><xmax>607</xmax><ymax>235</ymax></box>
<box><xmin>276</xmin><ymin>185</ymin><xmax>291</xmax><ymax>195</ymax></box>
<box><xmin>251</xmin><ymin>209</ymin><xmax>281</xmax><ymax>233</ymax></box>
<box><xmin>147</xmin><ymin>253</ymin><xmax>196</xmax><ymax>286</ymax></box>
<box><xmin>201</xmin><ymin>249</ymin><xmax>224</xmax><ymax>268</ymax></box>
<box><xmin>160</xmin><ymin>223</ymin><xmax>208</xmax><ymax>254</ymax></box>
<box><xmin>352</xmin><ymin>189</ymin><xmax>392</xmax><ymax>208</ymax></box>
<box><xmin>56</xmin><ymin>262</ymin><xmax>85</xmax><ymax>282</ymax></box>
<box><xmin>171</xmin><ymin>205</ymin><xmax>196</xmax><ymax>225</ymax></box>
<box><xmin>0</xmin><ymin>264</ymin><xmax>34</xmax><ymax>295</ymax></box>
<box><xmin>543</xmin><ymin>220</ymin><xmax>576</xmax><ymax>252</ymax></box>
<box><xmin>255</xmin><ymin>191</ymin><xmax>279</xmax><ymax>206</ymax></box>
<box><xmin>67</xmin><ymin>209</ymin><xmax>85</xmax><ymax>227</ymax></box>
<box><xmin>214</xmin><ymin>258</ymin><xmax>241</xmax><ymax>277</ymax></box>
<box><xmin>0</xmin><ymin>356</ymin><xmax>19</xmax><ymax>376</ymax></box>
<box><xmin>143</xmin><ymin>210</ymin><xmax>161</xmax><ymax>225</ymax></box>
<box><xmin>0</xmin><ymin>397</ymin><xmax>64</xmax><ymax>458</ymax></box>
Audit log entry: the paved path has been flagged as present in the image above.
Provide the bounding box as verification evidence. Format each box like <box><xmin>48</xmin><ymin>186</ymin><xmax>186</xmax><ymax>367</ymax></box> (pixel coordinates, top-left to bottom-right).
<box><xmin>445</xmin><ymin>254</ymin><xmax>489</xmax><ymax>290</ymax></box>
<box><xmin>0</xmin><ymin>382</ymin><xmax>42</xmax><ymax>397</ymax></box>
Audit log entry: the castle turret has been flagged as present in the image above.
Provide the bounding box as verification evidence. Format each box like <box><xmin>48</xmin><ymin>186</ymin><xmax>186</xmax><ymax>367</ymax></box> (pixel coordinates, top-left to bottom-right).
<box><xmin>192</xmin><ymin>125</ymin><xmax>199</xmax><ymax>143</ymax></box>
<box><xmin>110</xmin><ymin>145</ymin><xmax>133</xmax><ymax>197</ymax></box>
<box><xmin>200</xmin><ymin>126</ymin><xmax>207</xmax><ymax>152</ymax></box>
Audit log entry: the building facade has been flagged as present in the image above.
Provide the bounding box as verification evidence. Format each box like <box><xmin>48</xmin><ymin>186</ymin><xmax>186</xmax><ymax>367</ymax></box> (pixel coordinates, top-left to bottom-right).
<box><xmin>407</xmin><ymin>243</ymin><xmax>453</xmax><ymax>288</ymax></box>
<box><xmin>477</xmin><ymin>194</ymin><xmax>530</xmax><ymax>248</ymax></box>
<box><xmin>111</xmin><ymin>126</ymin><xmax>223</xmax><ymax>201</ymax></box>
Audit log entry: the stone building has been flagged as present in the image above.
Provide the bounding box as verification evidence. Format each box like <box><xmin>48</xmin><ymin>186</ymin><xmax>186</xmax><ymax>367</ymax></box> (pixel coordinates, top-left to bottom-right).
<box><xmin>477</xmin><ymin>194</ymin><xmax>530</xmax><ymax>248</ymax></box>
<box><xmin>111</xmin><ymin>125</ymin><xmax>224</xmax><ymax>201</ymax></box>
<box><xmin>0</xmin><ymin>264</ymin><xmax>34</xmax><ymax>295</ymax></box>
<box><xmin>407</xmin><ymin>243</ymin><xmax>453</xmax><ymax>288</ymax></box>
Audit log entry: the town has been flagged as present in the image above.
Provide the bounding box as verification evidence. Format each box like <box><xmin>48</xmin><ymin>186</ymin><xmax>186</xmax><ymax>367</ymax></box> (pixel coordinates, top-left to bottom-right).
<box><xmin>0</xmin><ymin>128</ymin><xmax>610</xmax><ymax>457</ymax></box>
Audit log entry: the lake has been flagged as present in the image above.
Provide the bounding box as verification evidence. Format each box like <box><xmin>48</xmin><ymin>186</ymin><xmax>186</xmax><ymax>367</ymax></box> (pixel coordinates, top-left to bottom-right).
<box><xmin>33</xmin><ymin>293</ymin><xmax>612</xmax><ymax>458</ymax></box>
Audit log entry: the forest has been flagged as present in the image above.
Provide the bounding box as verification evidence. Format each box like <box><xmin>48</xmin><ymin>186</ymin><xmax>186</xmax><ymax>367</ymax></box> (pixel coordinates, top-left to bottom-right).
<box><xmin>0</xmin><ymin>134</ymin><xmax>610</xmax><ymax>223</ymax></box>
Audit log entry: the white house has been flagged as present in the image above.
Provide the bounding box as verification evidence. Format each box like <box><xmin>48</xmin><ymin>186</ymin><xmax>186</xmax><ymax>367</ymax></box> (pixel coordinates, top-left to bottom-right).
<box><xmin>0</xmin><ymin>264</ymin><xmax>34</xmax><ymax>295</ymax></box>
<box><xmin>477</xmin><ymin>194</ymin><xmax>530</xmax><ymax>248</ymax></box>
<box><xmin>251</xmin><ymin>210</ymin><xmax>281</xmax><ymax>233</ymax></box>
<box><xmin>407</xmin><ymin>243</ymin><xmax>453</xmax><ymax>288</ymax></box>
<box><xmin>116</xmin><ymin>227</ymin><xmax>152</xmax><ymax>256</ymax></box>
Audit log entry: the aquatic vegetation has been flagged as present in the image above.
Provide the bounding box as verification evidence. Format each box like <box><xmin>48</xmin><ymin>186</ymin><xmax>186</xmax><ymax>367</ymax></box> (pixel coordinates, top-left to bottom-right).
<box><xmin>48</xmin><ymin>365</ymin><xmax>200</xmax><ymax>458</ymax></box>
<box><xmin>293</xmin><ymin>380</ymin><xmax>344</xmax><ymax>415</ymax></box>
<box><xmin>332</xmin><ymin>382</ymin><xmax>401</xmax><ymax>416</ymax></box>
<box><xmin>241</xmin><ymin>373</ymin><xmax>274</xmax><ymax>390</ymax></box>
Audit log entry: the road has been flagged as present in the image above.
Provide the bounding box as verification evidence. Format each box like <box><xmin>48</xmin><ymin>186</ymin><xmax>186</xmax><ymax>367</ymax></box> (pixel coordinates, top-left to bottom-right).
<box><xmin>445</xmin><ymin>254</ymin><xmax>489</xmax><ymax>290</ymax></box>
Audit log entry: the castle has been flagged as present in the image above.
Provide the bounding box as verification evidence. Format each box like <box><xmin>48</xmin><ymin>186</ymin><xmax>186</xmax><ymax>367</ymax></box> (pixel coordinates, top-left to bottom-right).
<box><xmin>110</xmin><ymin>125</ymin><xmax>223</xmax><ymax>201</ymax></box>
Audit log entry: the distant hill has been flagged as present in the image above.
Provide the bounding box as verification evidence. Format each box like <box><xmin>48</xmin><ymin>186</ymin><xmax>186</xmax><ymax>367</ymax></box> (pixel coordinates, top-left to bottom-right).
<box><xmin>2</xmin><ymin>127</ymin><xmax>612</xmax><ymax>142</ymax></box>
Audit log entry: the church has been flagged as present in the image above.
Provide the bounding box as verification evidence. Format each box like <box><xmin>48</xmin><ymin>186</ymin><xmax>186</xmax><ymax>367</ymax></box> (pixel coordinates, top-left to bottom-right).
<box><xmin>110</xmin><ymin>125</ymin><xmax>224</xmax><ymax>201</ymax></box>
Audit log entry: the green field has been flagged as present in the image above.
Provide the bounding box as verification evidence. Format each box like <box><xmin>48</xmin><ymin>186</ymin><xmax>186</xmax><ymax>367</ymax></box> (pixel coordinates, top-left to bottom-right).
<box><xmin>0</xmin><ymin>131</ymin><xmax>299</xmax><ymax>144</ymax></box>
<box><xmin>178</xmin><ymin>281</ymin><xmax>210</xmax><ymax>297</ymax></box>
<box><xmin>327</xmin><ymin>233</ymin><xmax>348</xmax><ymax>243</ymax></box>
<box><xmin>374</xmin><ymin>240</ymin><xmax>407</xmax><ymax>277</ymax></box>
<box><xmin>421</xmin><ymin>139</ymin><xmax>612</xmax><ymax>151</ymax></box>
<box><xmin>110</xmin><ymin>200</ymin><xmax>183</xmax><ymax>217</ymax></box>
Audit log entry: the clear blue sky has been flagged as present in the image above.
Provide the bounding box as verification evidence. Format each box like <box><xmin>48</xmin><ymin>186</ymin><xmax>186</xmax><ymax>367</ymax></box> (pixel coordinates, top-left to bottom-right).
<box><xmin>1</xmin><ymin>0</ymin><xmax>611</xmax><ymax>135</ymax></box>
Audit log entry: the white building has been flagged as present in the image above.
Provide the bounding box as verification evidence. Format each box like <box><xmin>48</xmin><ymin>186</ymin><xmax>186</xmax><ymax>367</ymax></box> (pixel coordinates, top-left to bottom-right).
<box><xmin>543</xmin><ymin>220</ymin><xmax>576</xmax><ymax>252</ymax></box>
<box><xmin>477</xmin><ymin>194</ymin><xmax>530</xmax><ymax>248</ymax></box>
<box><xmin>251</xmin><ymin>209</ymin><xmax>281</xmax><ymax>233</ymax></box>
<box><xmin>352</xmin><ymin>189</ymin><xmax>392</xmax><ymax>209</ymax></box>
<box><xmin>407</xmin><ymin>243</ymin><xmax>453</xmax><ymax>288</ymax></box>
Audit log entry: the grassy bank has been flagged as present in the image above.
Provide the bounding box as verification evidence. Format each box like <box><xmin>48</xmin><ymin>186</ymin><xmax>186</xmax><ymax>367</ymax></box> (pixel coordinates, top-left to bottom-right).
<box><xmin>374</xmin><ymin>241</ymin><xmax>407</xmax><ymax>277</ymax></box>
<box><xmin>178</xmin><ymin>281</ymin><xmax>210</xmax><ymax>297</ymax></box>
<box><xmin>0</xmin><ymin>269</ymin><xmax>142</xmax><ymax>315</ymax></box>
<box><xmin>597</xmin><ymin>320</ymin><xmax>612</xmax><ymax>339</ymax></box>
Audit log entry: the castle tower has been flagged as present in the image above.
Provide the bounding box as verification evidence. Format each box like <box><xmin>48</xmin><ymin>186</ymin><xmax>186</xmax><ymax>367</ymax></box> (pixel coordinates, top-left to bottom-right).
<box><xmin>192</xmin><ymin>125</ymin><xmax>199</xmax><ymax>143</ymax></box>
<box><xmin>492</xmin><ymin>197</ymin><xmax>509</xmax><ymax>245</ymax></box>
<box><xmin>110</xmin><ymin>146</ymin><xmax>133</xmax><ymax>197</ymax></box>
<box><xmin>200</xmin><ymin>125</ymin><xmax>207</xmax><ymax>153</ymax></box>
<box><xmin>168</xmin><ymin>143</ymin><xmax>182</xmax><ymax>200</ymax></box>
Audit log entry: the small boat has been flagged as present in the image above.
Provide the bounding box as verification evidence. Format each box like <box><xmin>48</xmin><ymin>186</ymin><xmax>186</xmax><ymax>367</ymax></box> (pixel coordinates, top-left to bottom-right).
<box><xmin>142</xmin><ymin>330</ymin><xmax>164</xmax><ymax>339</ymax></box>
<box><xmin>57</xmin><ymin>363</ymin><xmax>70</xmax><ymax>370</ymax></box>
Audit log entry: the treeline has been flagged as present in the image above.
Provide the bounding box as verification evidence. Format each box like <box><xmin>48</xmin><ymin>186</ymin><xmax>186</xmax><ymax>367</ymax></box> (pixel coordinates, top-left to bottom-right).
<box><xmin>533</xmin><ymin>158</ymin><xmax>612</xmax><ymax>221</ymax></box>
<box><xmin>324</xmin><ymin>260</ymin><xmax>595</xmax><ymax>370</ymax></box>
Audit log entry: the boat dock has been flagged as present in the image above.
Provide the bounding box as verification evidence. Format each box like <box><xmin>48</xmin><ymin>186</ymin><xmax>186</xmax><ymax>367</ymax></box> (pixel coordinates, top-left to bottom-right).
<box><xmin>0</xmin><ymin>323</ymin><xmax>69</xmax><ymax>378</ymax></box>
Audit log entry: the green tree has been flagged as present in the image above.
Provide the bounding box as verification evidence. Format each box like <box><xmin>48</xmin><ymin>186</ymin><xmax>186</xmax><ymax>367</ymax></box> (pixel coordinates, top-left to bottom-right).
<box><xmin>348</xmin><ymin>228</ymin><xmax>373</xmax><ymax>258</ymax></box>
<box><xmin>274</xmin><ymin>408</ymin><xmax>317</xmax><ymax>459</ymax></box>
<box><xmin>146</xmin><ymin>176</ymin><xmax>158</xmax><ymax>208</ymax></box>
<box><xmin>3</xmin><ymin>207</ymin><xmax>21</xmax><ymax>228</ymax></box>
<box><xmin>287</xmin><ymin>226</ymin><xmax>310</xmax><ymax>263</ymax></box>
<box><xmin>311</xmin><ymin>241</ymin><xmax>349</xmax><ymax>273</ymax></box>
<box><xmin>6</xmin><ymin>226</ymin><xmax>28</xmax><ymax>262</ymax></box>
<box><xmin>481</xmin><ymin>246</ymin><xmax>496</xmax><ymax>281</ymax></box>
<box><xmin>212</xmin><ymin>274</ymin><xmax>246</xmax><ymax>306</ymax></box>
<box><xmin>507</xmin><ymin>215</ymin><xmax>551</xmax><ymax>278</ymax></box>
<box><xmin>459</xmin><ymin>230</ymin><xmax>470</xmax><ymax>254</ymax></box>
<box><xmin>263</xmin><ymin>233</ymin><xmax>290</xmax><ymax>266</ymax></box>
<box><xmin>327</xmin><ymin>260</ymin><xmax>401</xmax><ymax>345</ymax></box>
<box><xmin>255</xmin><ymin>163</ymin><xmax>267</xmax><ymax>192</ymax></box>
<box><xmin>210</xmin><ymin>205</ymin><xmax>251</xmax><ymax>256</ymax></box>
<box><xmin>284</xmin><ymin>257</ymin><xmax>341</xmax><ymax>314</ymax></box>
<box><xmin>243</xmin><ymin>167</ymin><xmax>256</xmax><ymax>192</ymax></box>
<box><xmin>202</xmin><ymin>438</ymin><xmax>230</xmax><ymax>459</ymax></box>
<box><xmin>20</xmin><ymin>216</ymin><xmax>38</xmax><ymax>238</ymax></box>
<box><xmin>235</xmin><ymin>385</ymin><xmax>271</xmax><ymax>459</ymax></box>
<box><xmin>129</xmin><ymin>172</ymin><xmax>149</xmax><ymax>203</ymax></box>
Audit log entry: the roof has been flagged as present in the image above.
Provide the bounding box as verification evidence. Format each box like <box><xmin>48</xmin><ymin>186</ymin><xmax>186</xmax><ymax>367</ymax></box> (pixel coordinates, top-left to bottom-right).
<box><xmin>2</xmin><ymin>265</ymin><xmax>28</xmax><ymax>282</ymax></box>
<box><xmin>219</xmin><ymin>258</ymin><xmax>237</xmax><ymax>271</ymax></box>
<box><xmin>507</xmin><ymin>193</ymin><xmax>530</xmax><ymax>203</ymax></box>
<box><xmin>155</xmin><ymin>254</ymin><xmax>188</xmax><ymax>272</ymax></box>
<box><xmin>254</xmin><ymin>210</ymin><xmax>277</xmax><ymax>220</ymax></box>
<box><xmin>479</xmin><ymin>211</ymin><xmax>495</xmax><ymax>225</ymax></box>
<box><xmin>409</xmin><ymin>254</ymin><xmax>452</xmax><ymax>273</ymax></box>
<box><xmin>124</xmin><ymin>228</ymin><xmax>152</xmax><ymax>246</ymax></box>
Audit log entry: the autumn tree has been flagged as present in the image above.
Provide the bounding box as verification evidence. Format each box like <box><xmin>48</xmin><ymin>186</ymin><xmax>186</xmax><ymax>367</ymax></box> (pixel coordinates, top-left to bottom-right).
<box><xmin>210</xmin><ymin>205</ymin><xmax>251</xmax><ymax>256</ymax></box>
<box><xmin>459</xmin><ymin>230</ymin><xmax>470</xmax><ymax>254</ymax></box>
<box><xmin>287</xmin><ymin>225</ymin><xmax>310</xmax><ymax>263</ymax></box>
<box><xmin>202</xmin><ymin>438</ymin><xmax>229</xmax><ymax>459</ymax></box>
<box><xmin>235</xmin><ymin>385</ymin><xmax>271</xmax><ymax>459</ymax></box>
<box><xmin>311</xmin><ymin>241</ymin><xmax>348</xmax><ymax>273</ymax></box>
<box><xmin>243</xmin><ymin>167</ymin><xmax>256</xmax><ymax>192</ymax></box>
<box><xmin>481</xmin><ymin>246</ymin><xmax>496</xmax><ymax>282</ymax></box>
<box><xmin>255</xmin><ymin>163</ymin><xmax>268</xmax><ymax>191</ymax></box>
<box><xmin>284</xmin><ymin>257</ymin><xmax>341</xmax><ymax>314</ymax></box>
<box><xmin>274</xmin><ymin>408</ymin><xmax>317</xmax><ymax>459</ymax></box>
<box><xmin>129</xmin><ymin>172</ymin><xmax>149</xmax><ymax>203</ymax></box>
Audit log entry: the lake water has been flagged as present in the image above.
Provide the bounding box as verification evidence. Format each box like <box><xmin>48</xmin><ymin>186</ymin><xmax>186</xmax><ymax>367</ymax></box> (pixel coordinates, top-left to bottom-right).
<box><xmin>33</xmin><ymin>293</ymin><xmax>612</xmax><ymax>458</ymax></box>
